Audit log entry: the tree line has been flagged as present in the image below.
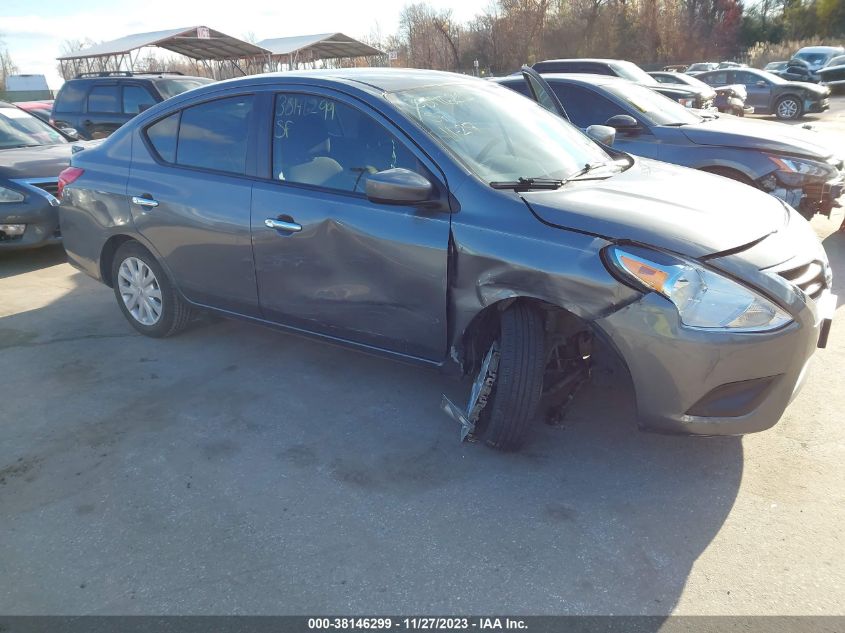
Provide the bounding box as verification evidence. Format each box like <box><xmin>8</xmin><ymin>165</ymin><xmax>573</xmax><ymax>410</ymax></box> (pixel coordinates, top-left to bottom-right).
<box><xmin>370</xmin><ymin>0</ymin><xmax>843</xmax><ymax>74</ymax></box>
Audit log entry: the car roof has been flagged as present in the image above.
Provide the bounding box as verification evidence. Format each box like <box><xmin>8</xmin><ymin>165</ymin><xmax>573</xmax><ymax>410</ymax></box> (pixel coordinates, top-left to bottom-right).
<box><xmin>536</xmin><ymin>58</ymin><xmax>627</xmax><ymax>65</ymax></box>
<box><xmin>185</xmin><ymin>68</ymin><xmax>480</xmax><ymax>96</ymax></box>
<box><xmin>521</xmin><ymin>72</ymin><xmax>627</xmax><ymax>86</ymax></box>
<box><xmin>796</xmin><ymin>46</ymin><xmax>844</xmax><ymax>53</ymax></box>
<box><xmin>69</xmin><ymin>73</ymin><xmax>209</xmax><ymax>82</ymax></box>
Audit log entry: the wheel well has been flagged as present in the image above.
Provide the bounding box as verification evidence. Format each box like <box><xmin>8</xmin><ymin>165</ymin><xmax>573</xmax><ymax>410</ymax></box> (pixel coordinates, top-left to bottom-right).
<box><xmin>459</xmin><ymin>298</ymin><xmax>591</xmax><ymax>374</ymax></box>
<box><xmin>700</xmin><ymin>166</ymin><xmax>756</xmax><ymax>187</ymax></box>
<box><xmin>777</xmin><ymin>93</ymin><xmax>802</xmax><ymax>103</ymax></box>
<box><xmin>99</xmin><ymin>235</ymin><xmax>136</xmax><ymax>287</ymax></box>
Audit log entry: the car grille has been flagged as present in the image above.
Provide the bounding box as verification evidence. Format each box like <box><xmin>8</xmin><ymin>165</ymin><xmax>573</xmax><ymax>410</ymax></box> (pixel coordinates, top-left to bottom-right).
<box><xmin>777</xmin><ymin>260</ymin><xmax>827</xmax><ymax>300</ymax></box>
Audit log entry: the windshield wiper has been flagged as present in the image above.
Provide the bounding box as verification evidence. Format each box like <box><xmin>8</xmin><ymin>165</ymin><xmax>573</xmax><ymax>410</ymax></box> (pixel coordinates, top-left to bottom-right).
<box><xmin>562</xmin><ymin>160</ymin><xmax>623</xmax><ymax>182</ymax></box>
<box><xmin>490</xmin><ymin>177</ymin><xmax>564</xmax><ymax>191</ymax></box>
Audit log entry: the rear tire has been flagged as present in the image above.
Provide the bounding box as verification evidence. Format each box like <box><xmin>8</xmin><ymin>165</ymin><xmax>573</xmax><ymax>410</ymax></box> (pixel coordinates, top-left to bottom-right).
<box><xmin>479</xmin><ymin>303</ymin><xmax>546</xmax><ymax>452</ymax></box>
<box><xmin>111</xmin><ymin>240</ymin><xmax>193</xmax><ymax>338</ymax></box>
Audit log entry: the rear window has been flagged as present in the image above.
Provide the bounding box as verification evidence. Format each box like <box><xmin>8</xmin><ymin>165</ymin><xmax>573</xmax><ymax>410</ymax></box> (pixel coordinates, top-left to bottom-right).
<box><xmin>123</xmin><ymin>85</ymin><xmax>157</xmax><ymax>114</ymax></box>
<box><xmin>154</xmin><ymin>78</ymin><xmax>214</xmax><ymax>100</ymax></box>
<box><xmin>146</xmin><ymin>112</ymin><xmax>179</xmax><ymax>163</ymax></box>
<box><xmin>144</xmin><ymin>95</ymin><xmax>253</xmax><ymax>175</ymax></box>
<box><xmin>54</xmin><ymin>82</ymin><xmax>87</xmax><ymax>113</ymax></box>
<box><xmin>87</xmin><ymin>85</ymin><xmax>120</xmax><ymax>113</ymax></box>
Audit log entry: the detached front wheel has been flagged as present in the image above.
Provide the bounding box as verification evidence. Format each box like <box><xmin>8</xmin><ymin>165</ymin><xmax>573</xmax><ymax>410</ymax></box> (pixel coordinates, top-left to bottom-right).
<box><xmin>111</xmin><ymin>240</ymin><xmax>193</xmax><ymax>337</ymax></box>
<box><xmin>476</xmin><ymin>303</ymin><xmax>546</xmax><ymax>451</ymax></box>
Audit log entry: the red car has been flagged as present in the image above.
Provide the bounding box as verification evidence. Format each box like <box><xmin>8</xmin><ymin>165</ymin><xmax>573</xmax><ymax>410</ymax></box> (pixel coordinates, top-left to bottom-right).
<box><xmin>14</xmin><ymin>100</ymin><xmax>54</xmax><ymax>123</ymax></box>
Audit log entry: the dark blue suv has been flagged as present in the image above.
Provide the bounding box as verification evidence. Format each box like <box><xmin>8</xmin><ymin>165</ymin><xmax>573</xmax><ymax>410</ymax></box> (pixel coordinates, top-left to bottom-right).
<box><xmin>52</xmin><ymin>72</ymin><xmax>213</xmax><ymax>140</ymax></box>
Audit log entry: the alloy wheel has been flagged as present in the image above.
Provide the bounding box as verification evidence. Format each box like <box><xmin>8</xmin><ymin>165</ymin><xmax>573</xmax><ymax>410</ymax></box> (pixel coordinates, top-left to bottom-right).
<box><xmin>117</xmin><ymin>256</ymin><xmax>163</xmax><ymax>326</ymax></box>
<box><xmin>777</xmin><ymin>98</ymin><xmax>799</xmax><ymax>119</ymax></box>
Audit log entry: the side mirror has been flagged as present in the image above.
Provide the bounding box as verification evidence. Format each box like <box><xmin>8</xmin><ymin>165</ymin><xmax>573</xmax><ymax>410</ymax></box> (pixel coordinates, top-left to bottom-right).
<box><xmin>365</xmin><ymin>168</ymin><xmax>433</xmax><ymax>205</ymax></box>
<box><xmin>756</xmin><ymin>80</ymin><xmax>767</xmax><ymax>87</ymax></box>
<box><xmin>586</xmin><ymin>124</ymin><xmax>616</xmax><ymax>147</ymax></box>
<box><xmin>604</xmin><ymin>114</ymin><xmax>640</xmax><ymax>134</ymax></box>
<box><xmin>60</xmin><ymin>127</ymin><xmax>80</xmax><ymax>140</ymax></box>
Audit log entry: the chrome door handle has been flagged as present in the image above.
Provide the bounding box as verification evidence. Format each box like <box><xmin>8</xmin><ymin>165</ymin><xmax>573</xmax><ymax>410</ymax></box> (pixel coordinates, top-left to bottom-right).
<box><xmin>265</xmin><ymin>218</ymin><xmax>302</xmax><ymax>232</ymax></box>
<box><xmin>132</xmin><ymin>196</ymin><xmax>159</xmax><ymax>208</ymax></box>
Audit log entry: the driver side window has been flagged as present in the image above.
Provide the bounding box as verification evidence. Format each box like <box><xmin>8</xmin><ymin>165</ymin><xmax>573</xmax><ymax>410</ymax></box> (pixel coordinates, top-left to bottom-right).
<box><xmin>550</xmin><ymin>84</ymin><xmax>625</xmax><ymax>128</ymax></box>
<box><xmin>272</xmin><ymin>93</ymin><xmax>419</xmax><ymax>193</ymax></box>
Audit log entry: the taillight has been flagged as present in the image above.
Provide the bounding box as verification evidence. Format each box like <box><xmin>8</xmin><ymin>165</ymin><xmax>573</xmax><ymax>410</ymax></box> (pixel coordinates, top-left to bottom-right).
<box><xmin>57</xmin><ymin>167</ymin><xmax>84</xmax><ymax>198</ymax></box>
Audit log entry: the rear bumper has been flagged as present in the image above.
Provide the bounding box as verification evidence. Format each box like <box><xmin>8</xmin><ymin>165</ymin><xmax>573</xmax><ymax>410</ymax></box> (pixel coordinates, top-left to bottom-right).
<box><xmin>594</xmin><ymin>289</ymin><xmax>829</xmax><ymax>436</ymax></box>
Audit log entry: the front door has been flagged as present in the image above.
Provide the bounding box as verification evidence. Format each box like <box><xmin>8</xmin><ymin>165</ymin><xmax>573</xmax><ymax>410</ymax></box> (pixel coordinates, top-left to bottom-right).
<box><xmin>251</xmin><ymin>91</ymin><xmax>451</xmax><ymax>361</ymax></box>
<box><xmin>733</xmin><ymin>71</ymin><xmax>773</xmax><ymax>112</ymax></box>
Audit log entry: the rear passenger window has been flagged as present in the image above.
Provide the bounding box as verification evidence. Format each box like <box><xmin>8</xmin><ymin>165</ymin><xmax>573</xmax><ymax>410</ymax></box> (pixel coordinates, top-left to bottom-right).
<box><xmin>176</xmin><ymin>96</ymin><xmax>253</xmax><ymax>175</ymax></box>
<box><xmin>146</xmin><ymin>112</ymin><xmax>179</xmax><ymax>163</ymax></box>
<box><xmin>702</xmin><ymin>72</ymin><xmax>728</xmax><ymax>86</ymax></box>
<box><xmin>123</xmin><ymin>85</ymin><xmax>156</xmax><ymax>114</ymax></box>
<box><xmin>87</xmin><ymin>86</ymin><xmax>120</xmax><ymax>113</ymax></box>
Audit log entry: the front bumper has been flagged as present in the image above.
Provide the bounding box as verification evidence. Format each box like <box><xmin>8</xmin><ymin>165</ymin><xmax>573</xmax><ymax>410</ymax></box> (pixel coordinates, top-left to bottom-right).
<box><xmin>806</xmin><ymin>97</ymin><xmax>830</xmax><ymax>113</ymax></box>
<box><xmin>594</xmin><ymin>288</ymin><xmax>832</xmax><ymax>436</ymax></box>
<box><xmin>0</xmin><ymin>180</ymin><xmax>60</xmax><ymax>250</ymax></box>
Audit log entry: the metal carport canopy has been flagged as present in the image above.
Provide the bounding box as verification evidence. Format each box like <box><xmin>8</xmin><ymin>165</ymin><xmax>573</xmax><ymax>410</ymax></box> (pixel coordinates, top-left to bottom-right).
<box><xmin>56</xmin><ymin>26</ymin><xmax>270</xmax><ymax>61</ymax></box>
<box><xmin>256</xmin><ymin>33</ymin><xmax>382</xmax><ymax>59</ymax></box>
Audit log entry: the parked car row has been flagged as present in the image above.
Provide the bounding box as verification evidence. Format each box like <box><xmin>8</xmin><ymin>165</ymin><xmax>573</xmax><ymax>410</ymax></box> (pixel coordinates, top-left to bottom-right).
<box><xmin>1</xmin><ymin>71</ymin><xmax>212</xmax><ymax>249</ymax></box>
<box><xmin>53</xmin><ymin>68</ymin><xmax>836</xmax><ymax>452</ymax></box>
<box><xmin>500</xmin><ymin>69</ymin><xmax>842</xmax><ymax>219</ymax></box>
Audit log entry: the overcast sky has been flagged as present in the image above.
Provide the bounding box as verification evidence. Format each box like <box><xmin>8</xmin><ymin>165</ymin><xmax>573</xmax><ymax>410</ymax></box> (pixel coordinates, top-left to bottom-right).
<box><xmin>2</xmin><ymin>0</ymin><xmax>488</xmax><ymax>88</ymax></box>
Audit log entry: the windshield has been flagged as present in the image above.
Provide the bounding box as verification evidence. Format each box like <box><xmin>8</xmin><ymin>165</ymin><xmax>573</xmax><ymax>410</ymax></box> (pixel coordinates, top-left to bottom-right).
<box><xmin>603</xmin><ymin>82</ymin><xmax>702</xmax><ymax>126</ymax></box>
<box><xmin>0</xmin><ymin>107</ymin><xmax>66</xmax><ymax>149</ymax></box>
<box><xmin>612</xmin><ymin>61</ymin><xmax>656</xmax><ymax>84</ymax></box>
<box><xmin>688</xmin><ymin>63</ymin><xmax>715</xmax><ymax>72</ymax></box>
<box><xmin>387</xmin><ymin>81</ymin><xmax>612</xmax><ymax>185</ymax></box>
<box><xmin>794</xmin><ymin>52</ymin><xmax>833</xmax><ymax>66</ymax></box>
<box><xmin>155</xmin><ymin>78</ymin><xmax>214</xmax><ymax>100</ymax></box>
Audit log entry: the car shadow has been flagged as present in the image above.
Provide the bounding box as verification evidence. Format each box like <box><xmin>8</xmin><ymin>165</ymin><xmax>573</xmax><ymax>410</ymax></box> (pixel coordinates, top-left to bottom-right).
<box><xmin>0</xmin><ymin>244</ymin><xmax>67</xmax><ymax>280</ymax></box>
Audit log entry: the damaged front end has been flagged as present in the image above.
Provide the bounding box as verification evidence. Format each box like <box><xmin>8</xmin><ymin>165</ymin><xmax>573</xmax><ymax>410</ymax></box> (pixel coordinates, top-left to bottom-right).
<box><xmin>441</xmin><ymin>306</ymin><xmax>595</xmax><ymax>442</ymax></box>
<box><xmin>758</xmin><ymin>154</ymin><xmax>845</xmax><ymax>218</ymax></box>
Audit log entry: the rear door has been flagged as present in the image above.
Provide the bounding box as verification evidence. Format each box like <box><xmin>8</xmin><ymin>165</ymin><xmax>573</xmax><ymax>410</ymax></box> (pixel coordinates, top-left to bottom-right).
<box><xmin>127</xmin><ymin>93</ymin><xmax>260</xmax><ymax>316</ymax></box>
<box><xmin>250</xmin><ymin>90</ymin><xmax>451</xmax><ymax>360</ymax></box>
<box><xmin>82</xmin><ymin>83</ymin><xmax>131</xmax><ymax>139</ymax></box>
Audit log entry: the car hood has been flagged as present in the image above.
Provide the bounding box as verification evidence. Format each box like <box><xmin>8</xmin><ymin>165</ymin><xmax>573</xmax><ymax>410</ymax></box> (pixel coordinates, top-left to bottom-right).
<box><xmin>521</xmin><ymin>158</ymin><xmax>786</xmax><ymax>258</ymax></box>
<box><xmin>0</xmin><ymin>144</ymin><xmax>73</xmax><ymax>180</ymax></box>
<box><xmin>782</xmin><ymin>79</ymin><xmax>828</xmax><ymax>95</ymax></box>
<box><xmin>679</xmin><ymin>116</ymin><xmax>834</xmax><ymax>158</ymax></box>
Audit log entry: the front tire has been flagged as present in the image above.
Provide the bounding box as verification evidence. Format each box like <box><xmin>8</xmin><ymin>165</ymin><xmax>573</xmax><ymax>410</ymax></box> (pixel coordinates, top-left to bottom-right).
<box><xmin>111</xmin><ymin>240</ymin><xmax>193</xmax><ymax>337</ymax></box>
<box><xmin>775</xmin><ymin>96</ymin><xmax>803</xmax><ymax>120</ymax></box>
<box><xmin>478</xmin><ymin>303</ymin><xmax>546</xmax><ymax>452</ymax></box>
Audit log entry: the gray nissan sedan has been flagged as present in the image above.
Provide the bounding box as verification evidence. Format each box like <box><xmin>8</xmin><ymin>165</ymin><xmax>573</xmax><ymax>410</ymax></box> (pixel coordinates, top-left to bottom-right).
<box><xmin>58</xmin><ymin>69</ymin><xmax>836</xmax><ymax>451</ymax></box>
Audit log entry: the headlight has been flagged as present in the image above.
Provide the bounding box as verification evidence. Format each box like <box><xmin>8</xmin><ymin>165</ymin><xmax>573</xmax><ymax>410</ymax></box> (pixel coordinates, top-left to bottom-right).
<box><xmin>604</xmin><ymin>245</ymin><xmax>793</xmax><ymax>332</ymax></box>
<box><xmin>0</xmin><ymin>185</ymin><xmax>25</xmax><ymax>203</ymax></box>
<box><xmin>767</xmin><ymin>155</ymin><xmax>835</xmax><ymax>187</ymax></box>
